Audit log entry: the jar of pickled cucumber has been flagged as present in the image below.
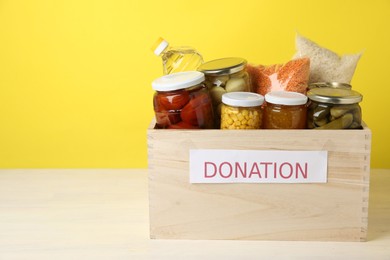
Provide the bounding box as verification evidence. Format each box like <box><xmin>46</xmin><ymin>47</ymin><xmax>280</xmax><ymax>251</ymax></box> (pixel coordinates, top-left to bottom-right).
<box><xmin>307</xmin><ymin>88</ymin><xmax>363</xmax><ymax>129</ymax></box>
<box><xmin>263</xmin><ymin>91</ymin><xmax>308</xmax><ymax>129</ymax></box>
<box><xmin>152</xmin><ymin>71</ymin><xmax>215</xmax><ymax>129</ymax></box>
<box><xmin>220</xmin><ymin>92</ymin><xmax>264</xmax><ymax>130</ymax></box>
<box><xmin>198</xmin><ymin>57</ymin><xmax>251</xmax><ymax>123</ymax></box>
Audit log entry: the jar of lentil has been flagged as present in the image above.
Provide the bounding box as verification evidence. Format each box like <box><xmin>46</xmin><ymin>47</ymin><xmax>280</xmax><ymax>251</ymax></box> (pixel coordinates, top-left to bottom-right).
<box><xmin>198</xmin><ymin>57</ymin><xmax>252</xmax><ymax>122</ymax></box>
<box><xmin>221</xmin><ymin>92</ymin><xmax>264</xmax><ymax>130</ymax></box>
<box><xmin>263</xmin><ymin>91</ymin><xmax>308</xmax><ymax>129</ymax></box>
<box><xmin>152</xmin><ymin>71</ymin><xmax>215</xmax><ymax>129</ymax></box>
<box><xmin>307</xmin><ymin>88</ymin><xmax>363</xmax><ymax>129</ymax></box>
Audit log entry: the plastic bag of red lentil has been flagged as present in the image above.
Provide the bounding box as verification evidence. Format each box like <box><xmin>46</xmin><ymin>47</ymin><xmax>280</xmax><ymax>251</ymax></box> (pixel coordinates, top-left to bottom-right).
<box><xmin>247</xmin><ymin>57</ymin><xmax>310</xmax><ymax>96</ymax></box>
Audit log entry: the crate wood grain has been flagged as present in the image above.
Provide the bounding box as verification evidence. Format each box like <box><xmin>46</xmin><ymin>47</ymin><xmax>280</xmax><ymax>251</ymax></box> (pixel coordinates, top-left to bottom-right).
<box><xmin>147</xmin><ymin>121</ymin><xmax>371</xmax><ymax>241</ymax></box>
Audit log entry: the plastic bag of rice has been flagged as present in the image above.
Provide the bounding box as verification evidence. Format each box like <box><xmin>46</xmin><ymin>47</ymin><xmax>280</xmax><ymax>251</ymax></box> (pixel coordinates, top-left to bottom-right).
<box><xmin>293</xmin><ymin>34</ymin><xmax>362</xmax><ymax>84</ymax></box>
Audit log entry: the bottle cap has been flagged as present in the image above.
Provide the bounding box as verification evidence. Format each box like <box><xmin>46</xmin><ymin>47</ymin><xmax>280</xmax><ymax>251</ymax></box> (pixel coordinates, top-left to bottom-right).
<box><xmin>265</xmin><ymin>91</ymin><xmax>308</xmax><ymax>106</ymax></box>
<box><xmin>152</xmin><ymin>37</ymin><xmax>169</xmax><ymax>56</ymax></box>
<box><xmin>222</xmin><ymin>92</ymin><xmax>264</xmax><ymax>107</ymax></box>
<box><xmin>152</xmin><ymin>71</ymin><xmax>205</xmax><ymax>91</ymax></box>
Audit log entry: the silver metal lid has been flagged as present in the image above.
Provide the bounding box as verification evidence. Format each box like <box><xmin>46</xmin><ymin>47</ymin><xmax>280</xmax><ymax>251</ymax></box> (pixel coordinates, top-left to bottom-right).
<box><xmin>308</xmin><ymin>82</ymin><xmax>352</xmax><ymax>90</ymax></box>
<box><xmin>198</xmin><ymin>57</ymin><xmax>247</xmax><ymax>75</ymax></box>
<box><xmin>307</xmin><ymin>88</ymin><xmax>363</xmax><ymax>104</ymax></box>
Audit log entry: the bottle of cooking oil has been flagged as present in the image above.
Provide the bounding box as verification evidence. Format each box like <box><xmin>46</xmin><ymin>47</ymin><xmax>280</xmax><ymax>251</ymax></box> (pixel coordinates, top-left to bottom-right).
<box><xmin>152</xmin><ymin>37</ymin><xmax>204</xmax><ymax>75</ymax></box>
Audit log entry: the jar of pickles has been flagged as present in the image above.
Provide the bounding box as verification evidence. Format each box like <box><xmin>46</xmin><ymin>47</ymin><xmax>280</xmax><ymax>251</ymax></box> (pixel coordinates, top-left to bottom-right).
<box><xmin>220</xmin><ymin>92</ymin><xmax>264</xmax><ymax>130</ymax></box>
<box><xmin>198</xmin><ymin>57</ymin><xmax>251</xmax><ymax>123</ymax></box>
<box><xmin>307</xmin><ymin>88</ymin><xmax>363</xmax><ymax>129</ymax></box>
<box><xmin>263</xmin><ymin>91</ymin><xmax>308</xmax><ymax>129</ymax></box>
<box><xmin>152</xmin><ymin>71</ymin><xmax>215</xmax><ymax>129</ymax></box>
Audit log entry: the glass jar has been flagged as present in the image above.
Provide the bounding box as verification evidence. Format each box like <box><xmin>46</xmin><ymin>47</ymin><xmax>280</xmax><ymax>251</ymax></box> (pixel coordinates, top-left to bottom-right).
<box><xmin>152</xmin><ymin>71</ymin><xmax>215</xmax><ymax>129</ymax></box>
<box><xmin>307</xmin><ymin>88</ymin><xmax>363</xmax><ymax>129</ymax></box>
<box><xmin>263</xmin><ymin>91</ymin><xmax>308</xmax><ymax>129</ymax></box>
<box><xmin>220</xmin><ymin>92</ymin><xmax>264</xmax><ymax>130</ymax></box>
<box><xmin>198</xmin><ymin>57</ymin><xmax>251</xmax><ymax>123</ymax></box>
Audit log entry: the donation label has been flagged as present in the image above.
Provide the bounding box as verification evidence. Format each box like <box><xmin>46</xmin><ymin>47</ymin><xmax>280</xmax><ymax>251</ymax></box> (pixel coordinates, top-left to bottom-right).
<box><xmin>189</xmin><ymin>149</ymin><xmax>328</xmax><ymax>184</ymax></box>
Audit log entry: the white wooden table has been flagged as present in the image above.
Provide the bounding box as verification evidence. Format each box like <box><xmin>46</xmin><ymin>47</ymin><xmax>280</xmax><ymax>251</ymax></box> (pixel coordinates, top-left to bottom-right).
<box><xmin>0</xmin><ymin>169</ymin><xmax>389</xmax><ymax>259</ymax></box>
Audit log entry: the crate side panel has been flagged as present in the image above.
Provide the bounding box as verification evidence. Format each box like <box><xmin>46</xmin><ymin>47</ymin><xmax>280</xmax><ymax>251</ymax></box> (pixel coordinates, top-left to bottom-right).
<box><xmin>147</xmin><ymin>128</ymin><xmax>371</xmax><ymax>241</ymax></box>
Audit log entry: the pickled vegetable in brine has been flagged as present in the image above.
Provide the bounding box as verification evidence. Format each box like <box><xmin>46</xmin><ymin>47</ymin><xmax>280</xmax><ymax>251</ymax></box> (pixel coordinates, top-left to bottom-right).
<box><xmin>307</xmin><ymin>88</ymin><xmax>363</xmax><ymax>129</ymax></box>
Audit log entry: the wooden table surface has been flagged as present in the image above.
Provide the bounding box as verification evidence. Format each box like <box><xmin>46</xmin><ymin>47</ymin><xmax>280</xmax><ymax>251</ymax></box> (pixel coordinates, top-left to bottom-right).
<box><xmin>0</xmin><ymin>169</ymin><xmax>389</xmax><ymax>259</ymax></box>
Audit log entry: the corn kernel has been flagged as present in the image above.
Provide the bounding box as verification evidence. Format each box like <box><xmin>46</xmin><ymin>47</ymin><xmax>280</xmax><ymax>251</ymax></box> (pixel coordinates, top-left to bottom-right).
<box><xmin>220</xmin><ymin>104</ymin><xmax>262</xmax><ymax>129</ymax></box>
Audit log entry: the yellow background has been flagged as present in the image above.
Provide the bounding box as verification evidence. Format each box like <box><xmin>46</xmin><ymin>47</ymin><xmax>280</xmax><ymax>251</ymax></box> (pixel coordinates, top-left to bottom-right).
<box><xmin>0</xmin><ymin>0</ymin><xmax>389</xmax><ymax>168</ymax></box>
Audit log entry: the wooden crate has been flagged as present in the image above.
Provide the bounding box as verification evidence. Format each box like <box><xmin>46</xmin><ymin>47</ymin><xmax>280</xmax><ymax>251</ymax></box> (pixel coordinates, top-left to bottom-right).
<box><xmin>147</xmin><ymin>121</ymin><xmax>371</xmax><ymax>241</ymax></box>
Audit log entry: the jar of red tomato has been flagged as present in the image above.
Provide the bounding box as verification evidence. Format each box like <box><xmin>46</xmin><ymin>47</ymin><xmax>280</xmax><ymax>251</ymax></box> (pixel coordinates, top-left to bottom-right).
<box><xmin>152</xmin><ymin>71</ymin><xmax>215</xmax><ymax>129</ymax></box>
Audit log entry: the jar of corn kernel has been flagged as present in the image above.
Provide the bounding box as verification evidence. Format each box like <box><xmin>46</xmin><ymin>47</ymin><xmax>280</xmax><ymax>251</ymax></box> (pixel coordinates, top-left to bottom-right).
<box><xmin>263</xmin><ymin>91</ymin><xmax>308</xmax><ymax>129</ymax></box>
<box><xmin>220</xmin><ymin>92</ymin><xmax>264</xmax><ymax>130</ymax></box>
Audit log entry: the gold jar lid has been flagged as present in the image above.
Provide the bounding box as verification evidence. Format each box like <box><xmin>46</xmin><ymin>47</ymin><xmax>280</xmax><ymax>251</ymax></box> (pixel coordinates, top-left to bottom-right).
<box><xmin>198</xmin><ymin>57</ymin><xmax>247</xmax><ymax>76</ymax></box>
<box><xmin>308</xmin><ymin>82</ymin><xmax>352</xmax><ymax>90</ymax></box>
<box><xmin>307</xmin><ymin>87</ymin><xmax>362</xmax><ymax>104</ymax></box>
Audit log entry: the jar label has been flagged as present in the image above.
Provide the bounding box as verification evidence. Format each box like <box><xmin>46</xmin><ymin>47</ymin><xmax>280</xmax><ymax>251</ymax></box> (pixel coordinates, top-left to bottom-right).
<box><xmin>190</xmin><ymin>149</ymin><xmax>328</xmax><ymax>184</ymax></box>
